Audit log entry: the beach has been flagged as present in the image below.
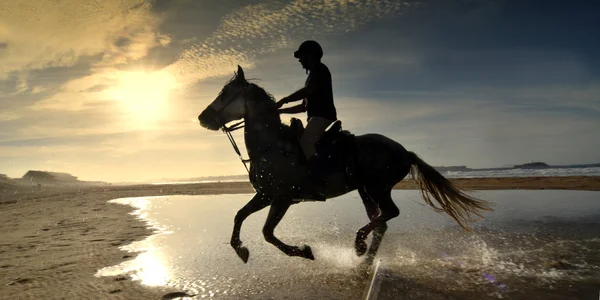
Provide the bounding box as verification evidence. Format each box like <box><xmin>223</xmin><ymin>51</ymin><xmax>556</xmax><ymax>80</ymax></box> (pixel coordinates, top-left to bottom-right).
<box><xmin>1</xmin><ymin>176</ymin><xmax>599</xmax><ymax>300</ymax></box>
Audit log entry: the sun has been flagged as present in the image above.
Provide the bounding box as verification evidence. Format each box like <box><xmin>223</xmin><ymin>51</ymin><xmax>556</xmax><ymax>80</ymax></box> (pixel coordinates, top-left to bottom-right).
<box><xmin>107</xmin><ymin>70</ymin><xmax>177</xmax><ymax>127</ymax></box>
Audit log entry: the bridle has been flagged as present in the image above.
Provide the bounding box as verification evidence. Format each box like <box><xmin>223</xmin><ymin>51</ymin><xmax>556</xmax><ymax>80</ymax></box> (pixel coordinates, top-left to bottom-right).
<box><xmin>207</xmin><ymin>83</ymin><xmax>276</xmax><ymax>175</ymax></box>
<box><xmin>208</xmin><ymin>83</ymin><xmax>251</xmax><ymax>173</ymax></box>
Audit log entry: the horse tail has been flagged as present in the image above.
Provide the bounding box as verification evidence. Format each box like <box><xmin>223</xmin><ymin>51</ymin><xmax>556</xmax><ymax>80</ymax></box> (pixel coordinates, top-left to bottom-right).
<box><xmin>408</xmin><ymin>151</ymin><xmax>493</xmax><ymax>231</ymax></box>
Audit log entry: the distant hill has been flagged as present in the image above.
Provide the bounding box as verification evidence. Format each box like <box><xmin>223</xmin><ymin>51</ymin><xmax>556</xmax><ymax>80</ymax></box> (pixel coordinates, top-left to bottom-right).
<box><xmin>22</xmin><ymin>170</ymin><xmax>79</xmax><ymax>182</ymax></box>
<box><xmin>0</xmin><ymin>174</ymin><xmax>19</xmax><ymax>188</ymax></box>
<box><xmin>13</xmin><ymin>170</ymin><xmax>107</xmax><ymax>187</ymax></box>
<box><xmin>514</xmin><ymin>162</ymin><xmax>550</xmax><ymax>169</ymax></box>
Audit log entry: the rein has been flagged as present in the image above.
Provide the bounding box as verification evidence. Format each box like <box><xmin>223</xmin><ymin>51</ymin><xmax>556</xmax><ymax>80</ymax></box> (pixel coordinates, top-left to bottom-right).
<box><xmin>212</xmin><ymin>84</ymin><xmax>275</xmax><ymax>175</ymax></box>
<box><xmin>212</xmin><ymin>86</ymin><xmax>250</xmax><ymax>173</ymax></box>
<box><xmin>221</xmin><ymin>120</ymin><xmax>250</xmax><ymax>173</ymax></box>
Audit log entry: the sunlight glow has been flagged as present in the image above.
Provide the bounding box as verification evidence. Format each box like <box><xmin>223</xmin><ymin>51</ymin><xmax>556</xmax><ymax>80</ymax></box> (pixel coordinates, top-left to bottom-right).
<box><xmin>97</xmin><ymin>197</ymin><xmax>173</xmax><ymax>287</ymax></box>
<box><xmin>107</xmin><ymin>70</ymin><xmax>177</xmax><ymax>127</ymax></box>
<box><xmin>97</xmin><ymin>243</ymin><xmax>171</xmax><ymax>286</ymax></box>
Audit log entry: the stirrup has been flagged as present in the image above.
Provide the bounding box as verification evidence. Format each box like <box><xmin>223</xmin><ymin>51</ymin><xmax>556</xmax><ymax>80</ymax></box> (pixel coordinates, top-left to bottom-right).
<box><xmin>292</xmin><ymin>191</ymin><xmax>326</xmax><ymax>202</ymax></box>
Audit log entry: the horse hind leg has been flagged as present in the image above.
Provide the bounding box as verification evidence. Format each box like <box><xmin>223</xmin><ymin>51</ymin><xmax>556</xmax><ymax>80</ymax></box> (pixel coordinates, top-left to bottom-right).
<box><xmin>355</xmin><ymin>187</ymin><xmax>399</xmax><ymax>257</ymax></box>
<box><xmin>358</xmin><ymin>187</ymin><xmax>388</xmax><ymax>265</ymax></box>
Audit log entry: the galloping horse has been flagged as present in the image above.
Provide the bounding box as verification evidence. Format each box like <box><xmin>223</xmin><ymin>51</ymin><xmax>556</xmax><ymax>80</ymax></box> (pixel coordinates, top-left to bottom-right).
<box><xmin>198</xmin><ymin>65</ymin><xmax>492</xmax><ymax>263</ymax></box>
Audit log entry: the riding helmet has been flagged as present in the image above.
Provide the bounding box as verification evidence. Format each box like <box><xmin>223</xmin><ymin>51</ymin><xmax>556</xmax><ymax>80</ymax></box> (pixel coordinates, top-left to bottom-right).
<box><xmin>293</xmin><ymin>40</ymin><xmax>323</xmax><ymax>60</ymax></box>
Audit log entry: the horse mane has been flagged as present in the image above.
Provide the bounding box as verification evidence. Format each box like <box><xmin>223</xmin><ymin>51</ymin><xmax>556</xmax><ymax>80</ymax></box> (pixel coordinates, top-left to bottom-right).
<box><xmin>246</xmin><ymin>81</ymin><xmax>296</xmax><ymax>137</ymax></box>
<box><xmin>220</xmin><ymin>73</ymin><xmax>295</xmax><ymax>136</ymax></box>
<box><xmin>221</xmin><ymin>73</ymin><xmax>277</xmax><ymax>105</ymax></box>
<box><xmin>247</xmin><ymin>81</ymin><xmax>276</xmax><ymax>103</ymax></box>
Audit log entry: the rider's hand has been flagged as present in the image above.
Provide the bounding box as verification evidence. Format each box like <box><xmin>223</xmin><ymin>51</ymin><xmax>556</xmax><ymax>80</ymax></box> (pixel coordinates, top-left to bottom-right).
<box><xmin>276</xmin><ymin>97</ymin><xmax>288</xmax><ymax>108</ymax></box>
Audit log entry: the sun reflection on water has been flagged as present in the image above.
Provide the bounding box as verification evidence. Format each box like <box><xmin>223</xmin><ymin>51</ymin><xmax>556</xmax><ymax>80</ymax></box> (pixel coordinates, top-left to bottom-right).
<box><xmin>96</xmin><ymin>196</ymin><xmax>173</xmax><ymax>287</ymax></box>
<box><xmin>96</xmin><ymin>237</ymin><xmax>171</xmax><ymax>286</ymax></box>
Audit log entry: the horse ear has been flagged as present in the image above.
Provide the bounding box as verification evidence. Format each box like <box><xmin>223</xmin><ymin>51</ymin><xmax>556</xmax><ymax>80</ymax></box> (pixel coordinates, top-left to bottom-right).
<box><xmin>236</xmin><ymin>65</ymin><xmax>245</xmax><ymax>81</ymax></box>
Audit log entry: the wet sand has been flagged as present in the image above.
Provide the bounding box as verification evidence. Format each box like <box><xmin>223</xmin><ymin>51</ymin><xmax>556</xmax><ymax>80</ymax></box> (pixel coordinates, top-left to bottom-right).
<box><xmin>1</xmin><ymin>176</ymin><xmax>599</xmax><ymax>300</ymax></box>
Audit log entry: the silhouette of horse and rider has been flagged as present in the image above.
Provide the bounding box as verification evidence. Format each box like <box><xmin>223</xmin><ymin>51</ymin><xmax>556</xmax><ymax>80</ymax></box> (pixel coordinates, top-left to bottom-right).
<box><xmin>198</xmin><ymin>40</ymin><xmax>492</xmax><ymax>263</ymax></box>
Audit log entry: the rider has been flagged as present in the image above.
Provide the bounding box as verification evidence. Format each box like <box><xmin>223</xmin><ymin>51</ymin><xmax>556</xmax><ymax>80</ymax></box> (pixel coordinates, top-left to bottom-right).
<box><xmin>277</xmin><ymin>40</ymin><xmax>337</xmax><ymax>187</ymax></box>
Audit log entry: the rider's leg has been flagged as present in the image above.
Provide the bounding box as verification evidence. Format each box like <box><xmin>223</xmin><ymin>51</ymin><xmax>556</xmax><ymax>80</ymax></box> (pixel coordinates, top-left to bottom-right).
<box><xmin>300</xmin><ymin>116</ymin><xmax>333</xmax><ymax>159</ymax></box>
<box><xmin>300</xmin><ymin>116</ymin><xmax>333</xmax><ymax>185</ymax></box>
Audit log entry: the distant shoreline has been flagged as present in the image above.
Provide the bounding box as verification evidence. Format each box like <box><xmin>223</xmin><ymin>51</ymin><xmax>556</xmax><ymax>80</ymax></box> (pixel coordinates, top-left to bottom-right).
<box><xmin>139</xmin><ymin>164</ymin><xmax>600</xmax><ymax>184</ymax></box>
<box><xmin>2</xmin><ymin>176</ymin><xmax>600</xmax><ymax>200</ymax></box>
<box><xmin>4</xmin><ymin>164</ymin><xmax>599</xmax><ymax>187</ymax></box>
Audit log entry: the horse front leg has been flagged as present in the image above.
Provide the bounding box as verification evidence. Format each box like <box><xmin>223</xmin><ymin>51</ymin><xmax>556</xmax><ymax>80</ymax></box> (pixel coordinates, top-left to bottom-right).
<box><xmin>231</xmin><ymin>193</ymin><xmax>270</xmax><ymax>263</ymax></box>
<box><xmin>262</xmin><ymin>199</ymin><xmax>315</xmax><ymax>260</ymax></box>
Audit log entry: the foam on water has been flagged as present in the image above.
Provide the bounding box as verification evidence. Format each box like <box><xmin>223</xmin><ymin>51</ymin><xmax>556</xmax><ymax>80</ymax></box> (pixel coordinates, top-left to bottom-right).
<box><xmin>313</xmin><ymin>243</ymin><xmax>364</xmax><ymax>269</ymax></box>
<box><xmin>150</xmin><ymin>167</ymin><xmax>600</xmax><ymax>185</ymax></box>
<box><xmin>442</xmin><ymin>166</ymin><xmax>600</xmax><ymax>178</ymax></box>
<box><xmin>379</xmin><ymin>231</ymin><xmax>599</xmax><ymax>297</ymax></box>
<box><xmin>107</xmin><ymin>196</ymin><xmax>172</xmax><ymax>235</ymax></box>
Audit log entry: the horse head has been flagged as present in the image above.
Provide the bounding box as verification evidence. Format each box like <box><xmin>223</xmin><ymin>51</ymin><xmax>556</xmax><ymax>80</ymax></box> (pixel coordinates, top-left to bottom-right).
<box><xmin>198</xmin><ymin>65</ymin><xmax>278</xmax><ymax>130</ymax></box>
<box><xmin>198</xmin><ymin>65</ymin><xmax>249</xmax><ymax>130</ymax></box>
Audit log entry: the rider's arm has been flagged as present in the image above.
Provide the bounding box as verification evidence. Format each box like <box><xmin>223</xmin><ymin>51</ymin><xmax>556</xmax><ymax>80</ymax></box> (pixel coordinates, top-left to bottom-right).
<box><xmin>277</xmin><ymin>80</ymin><xmax>318</xmax><ymax>106</ymax></box>
<box><xmin>278</xmin><ymin>100</ymin><xmax>307</xmax><ymax>114</ymax></box>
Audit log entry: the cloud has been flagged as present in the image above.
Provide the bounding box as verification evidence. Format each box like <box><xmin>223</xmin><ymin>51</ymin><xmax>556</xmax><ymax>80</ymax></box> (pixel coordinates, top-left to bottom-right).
<box><xmin>4</xmin><ymin>0</ymin><xmax>597</xmax><ymax>180</ymax></box>
<box><xmin>28</xmin><ymin>67</ymin><xmax>179</xmax><ymax>121</ymax></box>
<box><xmin>0</xmin><ymin>111</ymin><xmax>20</xmax><ymax>122</ymax></box>
<box><xmin>3</xmin><ymin>96</ymin><xmax>214</xmax><ymax>144</ymax></box>
<box><xmin>0</xmin><ymin>129</ymin><xmax>224</xmax><ymax>181</ymax></box>
<box><xmin>27</xmin><ymin>0</ymin><xmax>417</xmax><ymax>113</ymax></box>
<box><xmin>29</xmin><ymin>70</ymin><xmax>119</xmax><ymax>111</ymax></box>
<box><xmin>164</xmin><ymin>0</ymin><xmax>416</xmax><ymax>86</ymax></box>
<box><xmin>30</xmin><ymin>85</ymin><xmax>48</xmax><ymax>94</ymax></box>
<box><xmin>517</xmin><ymin>84</ymin><xmax>600</xmax><ymax>113</ymax></box>
<box><xmin>325</xmin><ymin>95</ymin><xmax>476</xmax><ymax>132</ymax></box>
<box><xmin>0</xmin><ymin>0</ymin><xmax>169</xmax><ymax>79</ymax></box>
<box><xmin>339</xmin><ymin>85</ymin><xmax>600</xmax><ymax>167</ymax></box>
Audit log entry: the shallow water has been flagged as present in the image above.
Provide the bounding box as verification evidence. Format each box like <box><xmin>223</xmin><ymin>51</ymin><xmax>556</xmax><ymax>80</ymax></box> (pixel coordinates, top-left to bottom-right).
<box><xmin>98</xmin><ymin>190</ymin><xmax>600</xmax><ymax>299</ymax></box>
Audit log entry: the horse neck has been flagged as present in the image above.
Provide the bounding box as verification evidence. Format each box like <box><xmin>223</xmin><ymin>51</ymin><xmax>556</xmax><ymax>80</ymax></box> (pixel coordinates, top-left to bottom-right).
<box><xmin>243</xmin><ymin>104</ymin><xmax>283</xmax><ymax>161</ymax></box>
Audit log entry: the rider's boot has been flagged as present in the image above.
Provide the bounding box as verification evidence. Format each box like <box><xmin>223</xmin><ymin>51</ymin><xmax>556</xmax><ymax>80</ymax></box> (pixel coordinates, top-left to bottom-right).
<box><xmin>308</xmin><ymin>154</ymin><xmax>328</xmax><ymax>186</ymax></box>
<box><xmin>294</xmin><ymin>154</ymin><xmax>327</xmax><ymax>201</ymax></box>
<box><xmin>302</xmin><ymin>186</ymin><xmax>326</xmax><ymax>201</ymax></box>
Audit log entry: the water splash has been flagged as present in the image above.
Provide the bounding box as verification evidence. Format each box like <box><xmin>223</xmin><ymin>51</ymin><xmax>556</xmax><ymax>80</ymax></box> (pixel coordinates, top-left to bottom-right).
<box><xmin>312</xmin><ymin>243</ymin><xmax>363</xmax><ymax>269</ymax></box>
<box><xmin>383</xmin><ymin>232</ymin><xmax>598</xmax><ymax>292</ymax></box>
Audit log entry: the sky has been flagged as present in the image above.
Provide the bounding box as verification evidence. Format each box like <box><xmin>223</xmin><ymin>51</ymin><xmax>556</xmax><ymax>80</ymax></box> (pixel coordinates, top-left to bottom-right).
<box><xmin>1</xmin><ymin>0</ymin><xmax>599</xmax><ymax>182</ymax></box>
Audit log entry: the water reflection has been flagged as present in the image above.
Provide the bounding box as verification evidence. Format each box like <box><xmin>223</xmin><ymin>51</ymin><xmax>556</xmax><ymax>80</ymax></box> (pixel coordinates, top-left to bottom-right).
<box><xmin>97</xmin><ymin>237</ymin><xmax>171</xmax><ymax>286</ymax></box>
<box><xmin>96</xmin><ymin>196</ymin><xmax>173</xmax><ymax>287</ymax></box>
<box><xmin>97</xmin><ymin>191</ymin><xmax>600</xmax><ymax>299</ymax></box>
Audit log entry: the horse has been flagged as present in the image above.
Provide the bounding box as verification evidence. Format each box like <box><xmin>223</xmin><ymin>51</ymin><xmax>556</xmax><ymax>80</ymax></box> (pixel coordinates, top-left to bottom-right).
<box><xmin>198</xmin><ymin>65</ymin><xmax>493</xmax><ymax>263</ymax></box>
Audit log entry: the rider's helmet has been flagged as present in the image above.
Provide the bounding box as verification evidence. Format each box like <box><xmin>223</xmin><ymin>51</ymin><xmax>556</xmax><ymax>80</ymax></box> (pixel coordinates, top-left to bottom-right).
<box><xmin>294</xmin><ymin>40</ymin><xmax>323</xmax><ymax>61</ymax></box>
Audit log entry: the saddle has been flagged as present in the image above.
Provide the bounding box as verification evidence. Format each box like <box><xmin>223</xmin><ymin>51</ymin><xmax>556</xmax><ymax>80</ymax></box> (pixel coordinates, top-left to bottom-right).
<box><xmin>289</xmin><ymin>118</ymin><xmax>358</xmax><ymax>177</ymax></box>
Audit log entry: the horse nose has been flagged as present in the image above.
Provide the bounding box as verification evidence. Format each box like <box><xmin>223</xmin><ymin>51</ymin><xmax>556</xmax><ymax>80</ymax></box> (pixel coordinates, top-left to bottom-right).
<box><xmin>198</xmin><ymin>106</ymin><xmax>220</xmax><ymax>130</ymax></box>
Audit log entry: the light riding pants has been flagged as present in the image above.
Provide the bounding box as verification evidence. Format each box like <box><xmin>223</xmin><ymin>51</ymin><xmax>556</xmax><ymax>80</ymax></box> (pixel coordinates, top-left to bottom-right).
<box><xmin>300</xmin><ymin>116</ymin><xmax>334</xmax><ymax>159</ymax></box>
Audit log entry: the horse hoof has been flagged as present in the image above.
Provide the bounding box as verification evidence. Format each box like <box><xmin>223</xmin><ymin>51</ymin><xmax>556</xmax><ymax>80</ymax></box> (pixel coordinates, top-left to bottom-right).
<box><xmin>302</xmin><ymin>245</ymin><xmax>315</xmax><ymax>260</ymax></box>
<box><xmin>235</xmin><ymin>246</ymin><xmax>250</xmax><ymax>263</ymax></box>
<box><xmin>355</xmin><ymin>239</ymin><xmax>367</xmax><ymax>256</ymax></box>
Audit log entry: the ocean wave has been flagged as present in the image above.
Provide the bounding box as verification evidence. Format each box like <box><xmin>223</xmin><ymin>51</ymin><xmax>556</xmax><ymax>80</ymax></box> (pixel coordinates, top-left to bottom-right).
<box><xmin>151</xmin><ymin>167</ymin><xmax>600</xmax><ymax>184</ymax></box>
<box><xmin>442</xmin><ymin>167</ymin><xmax>600</xmax><ymax>178</ymax></box>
